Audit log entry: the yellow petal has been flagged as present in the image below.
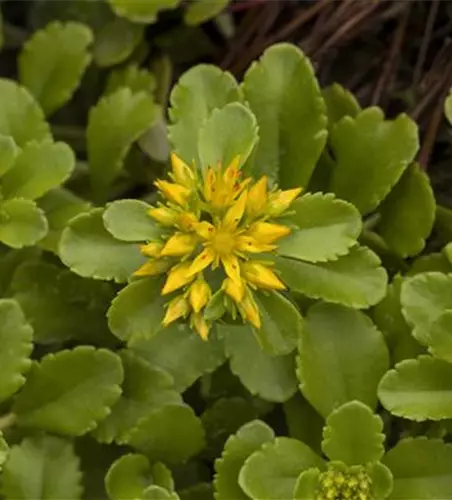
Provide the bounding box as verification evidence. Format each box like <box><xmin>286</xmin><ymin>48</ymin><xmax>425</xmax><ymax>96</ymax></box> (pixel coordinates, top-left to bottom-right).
<box><xmin>223</xmin><ymin>155</ymin><xmax>241</xmax><ymax>186</ymax></box>
<box><xmin>193</xmin><ymin>221</ymin><xmax>215</xmax><ymax>240</ymax></box>
<box><xmin>246</xmin><ymin>175</ymin><xmax>268</xmax><ymax>217</ymax></box>
<box><xmin>241</xmin><ymin>293</ymin><xmax>261</xmax><ymax>329</ymax></box>
<box><xmin>178</xmin><ymin>212</ymin><xmax>199</xmax><ymax>232</ymax></box>
<box><xmin>247</xmin><ymin>221</ymin><xmax>291</xmax><ymax>244</ymax></box>
<box><xmin>170</xmin><ymin>153</ymin><xmax>194</xmax><ymax>188</ymax></box>
<box><xmin>203</xmin><ymin>168</ymin><xmax>216</xmax><ymax>202</ymax></box>
<box><xmin>134</xmin><ymin>259</ymin><xmax>170</xmax><ymax>277</ymax></box>
<box><xmin>236</xmin><ymin>235</ymin><xmax>276</xmax><ymax>254</ymax></box>
<box><xmin>192</xmin><ymin>313</ymin><xmax>210</xmax><ymax>341</ymax></box>
<box><xmin>267</xmin><ymin>187</ymin><xmax>302</xmax><ymax>216</ymax></box>
<box><xmin>160</xmin><ymin>232</ymin><xmax>198</xmax><ymax>257</ymax></box>
<box><xmin>189</xmin><ymin>279</ymin><xmax>211</xmax><ymax>313</ymax></box>
<box><xmin>243</xmin><ymin>261</ymin><xmax>286</xmax><ymax>290</ymax></box>
<box><xmin>155</xmin><ymin>180</ymin><xmax>190</xmax><ymax>206</ymax></box>
<box><xmin>140</xmin><ymin>242</ymin><xmax>163</xmax><ymax>258</ymax></box>
<box><xmin>162</xmin><ymin>262</ymin><xmax>194</xmax><ymax>295</ymax></box>
<box><xmin>221</xmin><ymin>254</ymin><xmax>241</xmax><ymax>284</ymax></box>
<box><xmin>223</xmin><ymin>190</ymin><xmax>247</xmax><ymax>229</ymax></box>
<box><xmin>222</xmin><ymin>277</ymin><xmax>244</xmax><ymax>303</ymax></box>
<box><xmin>162</xmin><ymin>295</ymin><xmax>189</xmax><ymax>326</ymax></box>
<box><xmin>187</xmin><ymin>248</ymin><xmax>215</xmax><ymax>277</ymax></box>
<box><xmin>148</xmin><ymin>207</ymin><xmax>179</xmax><ymax>226</ymax></box>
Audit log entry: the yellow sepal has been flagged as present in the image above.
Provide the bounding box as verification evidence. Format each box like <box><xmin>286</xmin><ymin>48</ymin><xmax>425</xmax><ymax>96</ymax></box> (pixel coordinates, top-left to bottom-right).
<box><xmin>189</xmin><ymin>279</ymin><xmax>211</xmax><ymax>313</ymax></box>
<box><xmin>163</xmin><ymin>295</ymin><xmax>189</xmax><ymax>326</ymax></box>
<box><xmin>162</xmin><ymin>262</ymin><xmax>194</xmax><ymax>295</ymax></box>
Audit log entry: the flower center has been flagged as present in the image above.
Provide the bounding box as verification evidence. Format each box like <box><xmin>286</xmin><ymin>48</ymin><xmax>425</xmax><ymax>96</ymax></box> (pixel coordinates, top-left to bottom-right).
<box><xmin>210</xmin><ymin>229</ymin><xmax>236</xmax><ymax>256</ymax></box>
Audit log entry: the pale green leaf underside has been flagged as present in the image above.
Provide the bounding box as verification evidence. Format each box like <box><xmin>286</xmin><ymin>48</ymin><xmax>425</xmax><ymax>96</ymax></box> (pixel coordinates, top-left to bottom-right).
<box><xmin>19</xmin><ymin>21</ymin><xmax>93</xmax><ymax>115</ymax></box>
<box><xmin>13</xmin><ymin>346</ymin><xmax>123</xmax><ymax>435</ymax></box>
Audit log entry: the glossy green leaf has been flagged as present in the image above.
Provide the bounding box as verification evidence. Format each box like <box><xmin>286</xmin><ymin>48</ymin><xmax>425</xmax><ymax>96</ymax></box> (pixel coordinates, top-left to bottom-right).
<box><xmin>252</xmin><ymin>290</ymin><xmax>302</xmax><ymax>356</ymax></box>
<box><xmin>107</xmin><ymin>277</ymin><xmax>166</xmax><ymax>343</ymax></box>
<box><xmin>0</xmin><ymin>198</ymin><xmax>48</xmax><ymax>248</ymax></box>
<box><xmin>243</xmin><ymin>43</ymin><xmax>327</xmax><ymax>186</ymax></box>
<box><xmin>88</xmin><ymin>88</ymin><xmax>159</xmax><ymax>192</ymax></box>
<box><xmin>322</xmin><ymin>401</ymin><xmax>385</xmax><ymax>465</ymax></box>
<box><xmin>330</xmin><ymin>107</ymin><xmax>419</xmax><ymax>215</ymax></box>
<box><xmin>214</xmin><ymin>419</ymin><xmax>275</xmax><ymax>500</ymax></box>
<box><xmin>59</xmin><ymin>208</ymin><xmax>146</xmax><ymax>282</ymax></box>
<box><xmin>1</xmin><ymin>435</ymin><xmax>82</xmax><ymax>500</ymax></box>
<box><xmin>376</xmin><ymin>163</ymin><xmax>435</xmax><ymax>257</ymax></box>
<box><xmin>184</xmin><ymin>0</ymin><xmax>230</xmax><ymax>25</ymax></box>
<box><xmin>0</xmin><ymin>299</ymin><xmax>32</xmax><ymax>404</ymax></box>
<box><xmin>19</xmin><ymin>21</ymin><xmax>93</xmax><ymax>115</ymax></box>
<box><xmin>11</xmin><ymin>260</ymin><xmax>115</xmax><ymax>344</ymax></box>
<box><xmin>222</xmin><ymin>323</ymin><xmax>297</xmax><ymax>402</ymax></box>
<box><xmin>427</xmin><ymin>310</ymin><xmax>452</xmax><ymax>362</ymax></box>
<box><xmin>239</xmin><ymin>437</ymin><xmax>323</xmax><ymax>500</ymax></box>
<box><xmin>2</xmin><ymin>140</ymin><xmax>75</xmax><ymax>200</ymax></box>
<box><xmin>105</xmin><ymin>453</ymin><xmax>151</xmax><ymax>500</ymax></box>
<box><xmin>298</xmin><ymin>302</ymin><xmax>389</xmax><ymax>418</ymax></box>
<box><xmin>322</xmin><ymin>83</ymin><xmax>361</xmax><ymax>127</ymax></box>
<box><xmin>383</xmin><ymin>437</ymin><xmax>452</xmax><ymax>499</ymax></box>
<box><xmin>106</xmin><ymin>63</ymin><xmax>156</xmax><ymax>95</ymax></box>
<box><xmin>277</xmin><ymin>193</ymin><xmax>362</xmax><ymax>262</ymax></box>
<box><xmin>0</xmin><ymin>135</ymin><xmax>18</xmax><ymax>177</ymax></box>
<box><xmin>0</xmin><ymin>79</ymin><xmax>50</xmax><ymax>147</ymax></box>
<box><xmin>400</xmin><ymin>272</ymin><xmax>452</xmax><ymax>346</ymax></box>
<box><xmin>37</xmin><ymin>188</ymin><xmax>91</xmax><ymax>253</ymax></box>
<box><xmin>168</xmin><ymin>65</ymin><xmax>240</xmax><ymax>166</ymax></box>
<box><xmin>125</xmin><ymin>404</ymin><xmax>205</xmax><ymax>464</ymax></box>
<box><xmin>108</xmin><ymin>0</ymin><xmax>181</xmax><ymax>23</ymax></box>
<box><xmin>198</xmin><ymin>102</ymin><xmax>258</xmax><ymax>170</ymax></box>
<box><xmin>131</xmin><ymin>323</ymin><xmax>226</xmax><ymax>391</ymax></box>
<box><xmin>103</xmin><ymin>199</ymin><xmax>161</xmax><ymax>242</ymax></box>
<box><xmin>94</xmin><ymin>350</ymin><xmax>181</xmax><ymax>444</ymax></box>
<box><xmin>13</xmin><ymin>346</ymin><xmax>123</xmax><ymax>435</ymax></box>
<box><xmin>93</xmin><ymin>18</ymin><xmax>143</xmax><ymax>67</ymax></box>
<box><xmin>378</xmin><ymin>355</ymin><xmax>452</xmax><ymax>421</ymax></box>
<box><xmin>275</xmin><ymin>246</ymin><xmax>387</xmax><ymax>309</ymax></box>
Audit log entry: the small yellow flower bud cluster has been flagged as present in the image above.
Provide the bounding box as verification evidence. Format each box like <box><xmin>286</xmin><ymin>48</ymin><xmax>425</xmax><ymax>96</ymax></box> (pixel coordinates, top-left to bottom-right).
<box><xmin>316</xmin><ymin>465</ymin><xmax>372</xmax><ymax>500</ymax></box>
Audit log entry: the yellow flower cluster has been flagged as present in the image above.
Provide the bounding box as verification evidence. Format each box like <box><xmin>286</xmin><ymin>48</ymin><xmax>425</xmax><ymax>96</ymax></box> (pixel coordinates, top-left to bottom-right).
<box><xmin>317</xmin><ymin>465</ymin><xmax>372</xmax><ymax>500</ymax></box>
<box><xmin>135</xmin><ymin>153</ymin><xmax>301</xmax><ymax>339</ymax></box>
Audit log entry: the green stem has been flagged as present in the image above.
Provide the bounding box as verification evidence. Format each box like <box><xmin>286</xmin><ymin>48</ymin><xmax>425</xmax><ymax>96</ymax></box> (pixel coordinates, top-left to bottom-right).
<box><xmin>0</xmin><ymin>413</ymin><xmax>16</xmax><ymax>431</ymax></box>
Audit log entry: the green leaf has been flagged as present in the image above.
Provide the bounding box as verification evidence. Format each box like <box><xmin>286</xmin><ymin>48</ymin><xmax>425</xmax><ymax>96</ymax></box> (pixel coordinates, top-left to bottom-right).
<box><xmin>184</xmin><ymin>0</ymin><xmax>229</xmax><ymax>25</ymax></box>
<box><xmin>105</xmin><ymin>453</ymin><xmax>151</xmax><ymax>500</ymax></box>
<box><xmin>0</xmin><ymin>432</ymin><xmax>8</xmax><ymax>471</ymax></box>
<box><xmin>214</xmin><ymin>419</ymin><xmax>275</xmax><ymax>500</ymax></box>
<box><xmin>400</xmin><ymin>272</ymin><xmax>452</xmax><ymax>346</ymax></box>
<box><xmin>93</xmin><ymin>18</ymin><xmax>144</xmax><ymax>68</ymax></box>
<box><xmin>322</xmin><ymin>83</ymin><xmax>361</xmax><ymax>128</ymax></box>
<box><xmin>252</xmin><ymin>290</ymin><xmax>302</xmax><ymax>356</ymax></box>
<box><xmin>1</xmin><ymin>140</ymin><xmax>75</xmax><ymax>200</ymax></box>
<box><xmin>168</xmin><ymin>65</ymin><xmax>241</xmax><ymax>166</ymax></box>
<box><xmin>322</xmin><ymin>401</ymin><xmax>385</xmax><ymax>465</ymax></box>
<box><xmin>368</xmin><ymin>462</ymin><xmax>394</xmax><ymax>500</ymax></box>
<box><xmin>222</xmin><ymin>323</ymin><xmax>297</xmax><ymax>402</ymax></box>
<box><xmin>103</xmin><ymin>199</ymin><xmax>161</xmax><ymax>242</ymax></box>
<box><xmin>383</xmin><ymin>437</ymin><xmax>452</xmax><ymax>499</ymax></box>
<box><xmin>297</xmin><ymin>302</ymin><xmax>389</xmax><ymax>418</ymax></box>
<box><xmin>94</xmin><ymin>350</ymin><xmax>181</xmax><ymax>444</ymax></box>
<box><xmin>426</xmin><ymin>310</ymin><xmax>452</xmax><ymax>362</ymax></box>
<box><xmin>59</xmin><ymin>208</ymin><xmax>146</xmax><ymax>282</ymax></box>
<box><xmin>87</xmin><ymin>88</ymin><xmax>159</xmax><ymax>192</ymax></box>
<box><xmin>407</xmin><ymin>253</ymin><xmax>452</xmax><ymax>275</ymax></box>
<box><xmin>19</xmin><ymin>21</ymin><xmax>93</xmax><ymax>115</ymax></box>
<box><xmin>1</xmin><ymin>435</ymin><xmax>82</xmax><ymax>500</ymax></box>
<box><xmin>0</xmin><ymin>198</ymin><xmax>47</xmax><ymax>248</ymax></box>
<box><xmin>446</xmin><ymin>89</ymin><xmax>452</xmax><ymax>126</ymax></box>
<box><xmin>125</xmin><ymin>404</ymin><xmax>205</xmax><ymax>464</ymax></box>
<box><xmin>275</xmin><ymin>246</ymin><xmax>388</xmax><ymax>309</ymax></box>
<box><xmin>11</xmin><ymin>260</ymin><xmax>115</xmax><ymax>345</ymax></box>
<box><xmin>239</xmin><ymin>437</ymin><xmax>324</xmax><ymax>500</ymax></box>
<box><xmin>277</xmin><ymin>193</ymin><xmax>362</xmax><ymax>262</ymax></box>
<box><xmin>376</xmin><ymin>163</ymin><xmax>435</xmax><ymax>257</ymax></box>
<box><xmin>0</xmin><ymin>135</ymin><xmax>18</xmax><ymax>177</ymax></box>
<box><xmin>108</xmin><ymin>0</ymin><xmax>181</xmax><ymax>23</ymax></box>
<box><xmin>13</xmin><ymin>346</ymin><xmax>123</xmax><ymax>435</ymax></box>
<box><xmin>0</xmin><ymin>299</ymin><xmax>33</xmax><ymax>404</ymax></box>
<box><xmin>293</xmin><ymin>468</ymin><xmax>320</xmax><ymax>500</ymax></box>
<box><xmin>37</xmin><ymin>188</ymin><xmax>91</xmax><ymax>253</ymax></box>
<box><xmin>378</xmin><ymin>355</ymin><xmax>452</xmax><ymax>421</ymax></box>
<box><xmin>198</xmin><ymin>102</ymin><xmax>258</xmax><ymax>170</ymax></box>
<box><xmin>106</xmin><ymin>63</ymin><xmax>156</xmax><ymax>95</ymax></box>
<box><xmin>107</xmin><ymin>277</ymin><xmax>166</xmax><ymax>343</ymax></box>
<box><xmin>131</xmin><ymin>323</ymin><xmax>226</xmax><ymax>391</ymax></box>
<box><xmin>330</xmin><ymin>107</ymin><xmax>419</xmax><ymax>215</ymax></box>
<box><xmin>0</xmin><ymin>79</ymin><xmax>51</xmax><ymax>147</ymax></box>
<box><xmin>144</xmin><ymin>486</ymin><xmax>179</xmax><ymax>499</ymax></box>
<box><xmin>242</xmin><ymin>43</ymin><xmax>327</xmax><ymax>187</ymax></box>
<box><xmin>179</xmin><ymin>483</ymin><xmax>211</xmax><ymax>500</ymax></box>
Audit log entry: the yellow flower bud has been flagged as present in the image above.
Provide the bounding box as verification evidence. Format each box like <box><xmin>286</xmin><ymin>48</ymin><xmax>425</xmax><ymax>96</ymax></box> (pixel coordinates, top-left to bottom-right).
<box><xmin>189</xmin><ymin>279</ymin><xmax>211</xmax><ymax>313</ymax></box>
<box><xmin>178</xmin><ymin>211</ymin><xmax>199</xmax><ymax>232</ymax></box>
<box><xmin>163</xmin><ymin>295</ymin><xmax>189</xmax><ymax>326</ymax></box>
<box><xmin>140</xmin><ymin>242</ymin><xmax>163</xmax><ymax>258</ymax></box>
<box><xmin>267</xmin><ymin>187</ymin><xmax>302</xmax><ymax>216</ymax></box>
<box><xmin>222</xmin><ymin>277</ymin><xmax>245</xmax><ymax>303</ymax></box>
<box><xmin>160</xmin><ymin>232</ymin><xmax>198</xmax><ymax>257</ymax></box>
<box><xmin>154</xmin><ymin>179</ymin><xmax>190</xmax><ymax>206</ymax></box>
<box><xmin>240</xmin><ymin>292</ymin><xmax>261</xmax><ymax>329</ymax></box>
<box><xmin>248</xmin><ymin>221</ymin><xmax>291</xmax><ymax>244</ymax></box>
<box><xmin>246</xmin><ymin>175</ymin><xmax>268</xmax><ymax>218</ymax></box>
<box><xmin>242</xmin><ymin>261</ymin><xmax>286</xmax><ymax>290</ymax></box>
<box><xmin>148</xmin><ymin>207</ymin><xmax>179</xmax><ymax>226</ymax></box>
<box><xmin>170</xmin><ymin>153</ymin><xmax>195</xmax><ymax>188</ymax></box>
<box><xmin>134</xmin><ymin>259</ymin><xmax>170</xmax><ymax>277</ymax></box>
<box><xmin>162</xmin><ymin>262</ymin><xmax>194</xmax><ymax>295</ymax></box>
<box><xmin>192</xmin><ymin>313</ymin><xmax>210</xmax><ymax>340</ymax></box>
